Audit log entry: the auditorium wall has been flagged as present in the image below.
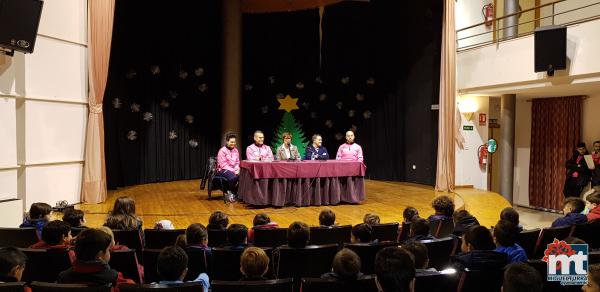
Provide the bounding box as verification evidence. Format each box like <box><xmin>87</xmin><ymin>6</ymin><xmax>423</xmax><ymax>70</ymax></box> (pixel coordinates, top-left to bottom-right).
<box><xmin>0</xmin><ymin>0</ymin><xmax>87</xmax><ymax>220</ymax></box>
<box><xmin>455</xmin><ymin>95</ymin><xmax>489</xmax><ymax>190</ymax></box>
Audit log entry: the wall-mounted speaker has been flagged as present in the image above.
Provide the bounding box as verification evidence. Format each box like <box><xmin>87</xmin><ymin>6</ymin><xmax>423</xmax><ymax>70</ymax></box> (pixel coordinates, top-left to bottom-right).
<box><xmin>0</xmin><ymin>0</ymin><xmax>44</xmax><ymax>54</ymax></box>
<box><xmin>534</xmin><ymin>25</ymin><xmax>566</xmax><ymax>76</ymax></box>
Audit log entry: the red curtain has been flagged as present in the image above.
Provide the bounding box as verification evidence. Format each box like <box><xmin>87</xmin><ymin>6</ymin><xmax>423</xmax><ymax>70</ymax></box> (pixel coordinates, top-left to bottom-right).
<box><xmin>529</xmin><ymin>96</ymin><xmax>582</xmax><ymax>210</ymax></box>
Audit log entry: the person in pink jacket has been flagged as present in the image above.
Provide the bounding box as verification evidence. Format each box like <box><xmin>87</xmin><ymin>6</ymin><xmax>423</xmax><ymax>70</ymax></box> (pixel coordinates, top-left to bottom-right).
<box><xmin>246</xmin><ymin>130</ymin><xmax>274</xmax><ymax>161</ymax></box>
<box><xmin>336</xmin><ymin>130</ymin><xmax>364</xmax><ymax>162</ymax></box>
<box><xmin>217</xmin><ymin>133</ymin><xmax>240</xmax><ymax>196</ymax></box>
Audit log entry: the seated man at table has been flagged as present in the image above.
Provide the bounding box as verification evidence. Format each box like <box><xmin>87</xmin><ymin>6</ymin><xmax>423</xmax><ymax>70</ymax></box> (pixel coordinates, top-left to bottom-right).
<box><xmin>336</xmin><ymin>130</ymin><xmax>363</xmax><ymax>162</ymax></box>
<box><xmin>246</xmin><ymin>130</ymin><xmax>274</xmax><ymax>161</ymax></box>
<box><xmin>304</xmin><ymin>134</ymin><xmax>329</xmax><ymax>160</ymax></box>
<box><xmin>217</xmin><ymin>132</ymin><xmax>240</xmax><ymax>198</ymax></box>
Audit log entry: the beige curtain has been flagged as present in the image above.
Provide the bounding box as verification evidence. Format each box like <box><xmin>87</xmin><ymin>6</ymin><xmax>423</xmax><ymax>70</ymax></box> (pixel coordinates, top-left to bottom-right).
<box><xmin>435</xmin><ymin>0</ymin><xmax>457</xmax><ymax>192</ymax></box>
<box><xmin>82</xmin><ymin>0</ymin><xmax>115</xmax><ymax>204</ymax></box>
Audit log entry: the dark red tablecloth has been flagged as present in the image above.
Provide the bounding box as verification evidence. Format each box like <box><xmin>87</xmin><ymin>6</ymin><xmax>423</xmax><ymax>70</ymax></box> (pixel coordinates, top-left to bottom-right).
<box><xmin>238</xmin><ymin>160</ymin><xmax>366</xmax><ymax>206</ymax></box>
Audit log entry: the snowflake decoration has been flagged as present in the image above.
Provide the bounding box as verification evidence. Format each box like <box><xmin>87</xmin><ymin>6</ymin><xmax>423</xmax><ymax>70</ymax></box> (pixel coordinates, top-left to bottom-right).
<box><xmin>189</xmin><ymin>139</ymin><xmax>199</xmax><ymax>148</ymax></box>
<box><xmin>194</xmin><ymin>67</ymin><xmax>205</xmax><ymax>77</ymax></box>
<box><xmin>335</xmin><ymin>133</ymin><xmax>344</xmax><ymax>140</ymax></box>
<box><xmin>127</xmin><ymin>130</ymin><xmax>137</xmax><ymax>141</ymax></box>
<box><xmin>179</xmin><ymin>70</ymin><xmax>189</xmax><ymax>80</ymax></box>
<box><xmin>198</xmin><ymin>83</ymin><xmax>208</xmax><ymax>93</ymax></box>
<box><xmin>319</xmin><ymin>93</ymin><xmax>327</xmax><ymax>102</ymax></box>
<box><xmin>310</xmin><ymin>112</ymin><xmax>317</xmax><ymax>119</ymax></box>
<box><xmin>325</xmin><ymin>120</ymin><xmax>333</xmax><ymax>128</ymax></box>
<box><xmin>125</xmin><ymin>68</ymin><xmax>137</xmax><ymax>79</ymax></box>
<box><xmin>336</xmin><ymin>101</ymin><xmax>343</xmax><ymax>110</ymax></box>
<box><xmin>356</xmin><ymin>93</ymin><xmax>365</xmax><ymax>101</ymax></box>
<box><xmin>366</xmin><ymin>77</ymin><xmax>376</xmax><ymax>86</ymax></box>
<box><xmin>341</xmin><ymin>76</ymin><xmax>350</xmax><ymax>85</ymax></box>
<box><xmin>363</xmin><ymin>110</ymin><xmax>372</xmax><ymax>119</ymax></box>
<box><xmin>185</xmin><ymin>115</ymin><xmax>194</xmax><ymax>124</ymax></box>
<box><xmin>244</xmin><ymin>84</ymin><xmax>253</xmax><ymax>91</ymax></box>
<box><xmin>169</xmin><ymin>130</ymin><xmax>178</xmax><ymax>140</ymax></box>
<box><xmin>296</xmin><ymin>82</ymin><xmax>304</xmax><ymax>90</ymax></box>
<box><xmin>348</xmin><ymin>109</ymin><xmax>356</xmax><ymax>118</ymax></box>
<box><xmin>160</xmin><ymin>99</ymin><xmax>170</xmax><ymax>109</ymax></box>
<box><xmin>112</xmin><ymin>98</ymin><xmax>123</xmax><ymax>109</ymax></box>
<box><xmin>168</xmin><ymin>90</ymin><xmax>178</xmax><ymax>99</ymax></box>
<box><xmin>542</xmin><ymin>239</ymin><xmax>577</xmax><ymax>271</ymax></box>
<box><xmin>315</xmin><ymin>76</ymin><xmax>323</xmax><ymax>84</ymax></box>
<box><xmin>260</xmin><ymin>106</ymin><xmax>269</xmax><ymax>114</ymax></box>
<box><xmin>276</xmin><ymin>93</ymin><xmax>285</xmax><ymax>99</ymax></box>
<box><xmin>267</xmin><ymin>76</ymin><xmax>276</xmax><ymax>84</ymax></box>
<box><xmin>130</xmin><ymin>103</ymin><xmax>141</xmax><ymax>113</ymax></box>
<box><xmin>302</xmin><ymin>102</ymin><xmax>310</xmax><ymax>110</ymax></box>
<box><xmin>143</xmin><ymin>112</ymin><xmax>153</xmax><ymax>122</ymax></box>
<box><xmin>150</xmin><ymin>65</ymin><xmax>160</xmax><ymax>75</ymax></box>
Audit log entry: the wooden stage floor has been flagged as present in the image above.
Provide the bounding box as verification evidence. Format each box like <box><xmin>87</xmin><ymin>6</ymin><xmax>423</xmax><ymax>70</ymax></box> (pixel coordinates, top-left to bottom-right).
<box><xmin>78</xmin><ymin>179</ymin><xmax>510</xmax><ymax>230</ymax></box>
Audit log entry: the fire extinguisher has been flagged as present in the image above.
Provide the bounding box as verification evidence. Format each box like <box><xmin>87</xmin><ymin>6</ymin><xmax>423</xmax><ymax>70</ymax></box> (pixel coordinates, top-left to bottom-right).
<box><xmin>478</xmin><ymin>144</ymin><xmax>488</xmax><ymax>167</ymax></box>
<box><xmin>482</xmin><ymin>3</ymin><xmax>494</xmax><ymax>27</ymax></box>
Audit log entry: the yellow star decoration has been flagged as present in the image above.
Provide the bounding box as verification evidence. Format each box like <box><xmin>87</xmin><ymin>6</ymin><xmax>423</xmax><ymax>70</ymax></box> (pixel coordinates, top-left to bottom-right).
<box><xmin>277</xmin><ymin>95</ymin><xmax>299</xmax><ymax>112</ymax></box>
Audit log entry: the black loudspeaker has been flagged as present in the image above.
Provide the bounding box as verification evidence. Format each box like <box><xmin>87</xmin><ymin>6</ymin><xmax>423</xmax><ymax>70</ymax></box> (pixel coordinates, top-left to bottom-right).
<box><xmin>0</xmin><ymin>0</ymin><xmax>44</xmax><ymax>54</ymax></box>
<box><xmin>534</xmin><ymin>25</ymin><xmax>566</xmax><ymax>76</ymax></box>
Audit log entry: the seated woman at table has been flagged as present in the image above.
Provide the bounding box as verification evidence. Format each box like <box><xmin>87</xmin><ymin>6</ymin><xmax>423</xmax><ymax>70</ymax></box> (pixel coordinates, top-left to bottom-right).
<box><xmin>217</xmin><ymin>132</ymin><xmax>240</xmax><ymax>196</ymax></box>
<box><xmin>304</xmin><ymin>134</ymin><xmax>329</xmax><ymax>160</ymax></box>
<box><xmin>335</xmin><ymin>130</ymin><xmax>363</xmax><ymax>162</ymax></box>
<box><xmin>276</xmin><ymin>132</ymin><xmax>301</xmax><ymax>161</ymax></box>
<box><xmin>246</xmin><ymin>130</ymin><xmax>274</xmax><ymax>161</ymax></box>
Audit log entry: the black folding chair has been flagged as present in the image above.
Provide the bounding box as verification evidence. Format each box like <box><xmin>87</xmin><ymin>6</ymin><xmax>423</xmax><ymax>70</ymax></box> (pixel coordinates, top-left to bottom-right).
<box><xmin>371</xmin><ymin>223</ymin><xmax>399</xmax><ymax>242</ymax></box>
<box><xmin>108</xmin><ymin>249</ymin><xmax>143</xmax><ymax>283</ymax></box>
<box><xmin>309</xmin><ymin>225</ymin><xmax>352</xmax><ymax>246</ymax></box>
<box><xmin>207</xmin><ymin>229</ymin><xmax>227</xmax><ymax>247</ymax></box>
<box><xmin>300</xmin><ymin>276</ymin><xmax>378</xmax><ymax>292</ymax></box>
<box><xmin>419</xmin><ymin>237</ymin><xmax>457</xmax><ymax>270</ymax></box>
<box><xmin>113</xmin><ymin>229</ymin><xmax>144</xmax><ymax>262</ymax></box>
<box><xmin>0</xmin><ymin>228</ymin><xmax>39</xmax><ymax>247</ymax></box>
<box><xmin>344</xmin><ymin>242</ymin><xmax>398</xmax><ymax>274</ymax></box>
<box><xmin>517</xmin><ymin>228</ymin><xmax>541</xmax><ymax>259</ymax></box>
<box><xmin>119</xmin><ymin>282</ymin><xmax>204</xmax><ymax>292</ymax></box>
<box><xmin>29</xmin><ymin>282</ymin><xmax>111</xmax><ymax>292</ymax></box>
<box><xmin>211</xmin><ymin>279</ymin><xmax>294</xmax><ymax>292</ymax></box>
<box><xmin>20</xmin><ymin>248</ymin><xmax>72</xmax><ymax>283</ymax></box>
<box><xmin>200</xmin><ymin>156</ymin><xmax>228</xmax><ymax>202</ymax></box>
<box><xmin>254</xmin><ymin>228</ymin><xmax>288</xmax><ymax>248</ymax></box>
<box><xmin>144</xmin><ymin>229</ymin><xmax>185</xmax><ymax>249</ymax></box>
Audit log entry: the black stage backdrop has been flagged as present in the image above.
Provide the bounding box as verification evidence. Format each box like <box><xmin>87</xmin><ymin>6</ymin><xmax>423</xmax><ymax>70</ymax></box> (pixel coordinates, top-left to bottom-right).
<box><xmin>103</xmin><ymin>0</ymin><xmax>222</xmax><ymax>188</ymax></box>
<box><xmin>242</xmin><ymin>0</ymin><xmax>442</xmax><ymax>185</ymax></box>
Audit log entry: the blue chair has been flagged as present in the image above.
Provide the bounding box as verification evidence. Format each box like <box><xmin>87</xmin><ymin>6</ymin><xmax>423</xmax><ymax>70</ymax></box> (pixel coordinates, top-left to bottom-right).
<box><xmin>200</xmin><ymin>156</ymin><xmax>229</xmax><ymax>202</ymax></box>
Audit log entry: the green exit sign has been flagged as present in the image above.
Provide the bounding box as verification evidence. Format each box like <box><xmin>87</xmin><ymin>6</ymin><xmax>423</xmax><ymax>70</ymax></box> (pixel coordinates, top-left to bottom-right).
<box><xmin>463</xmin><ymin>125</ymin><xmax>474</xmax><ymax>131</ymax></box>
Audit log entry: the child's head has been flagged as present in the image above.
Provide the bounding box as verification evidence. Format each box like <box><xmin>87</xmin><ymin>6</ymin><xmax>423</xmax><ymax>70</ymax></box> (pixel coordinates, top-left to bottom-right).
<box><xmin>403</xmin><ymin>207</ymin><xmax>419</xmax><ymax>223</ymax></box>
<box><xmin>402</xmin><ymin>241</ymin><xmax>429</xmax><ymax>270</ymax></box>
<box><xmin>62</xmin><ymin>208</ymin><xmax>85</xmax><ymax>228</ymax></box>
<box><xmin>363</xmin><ymin>213</ymin><xmax>380</xmax><ymax>225</ymax></box>
<box><xmin>493</xmin><ymin>220</ymin><xmax>518</xmax><ymax>247</ymax></box>
<box><xmin>452</xmin><ymin>210</ymin><xmax>472</xmax><ymax>223</ymax></box>
<box><xmin>240</xmin><ymin>247</ymin><xmax>269</xmax><ymax>278</ymax></box>
<box><xmin>111</xmin><ymin>196</ymin><xmax>137</xmax><ymax>216</ymax></box>
<box><xmin>563</xmin><ymin>197</ymin><xmax>586</xmax><ymax>214</ymax></box>
<box><xmin>500</xmin><ymin>207</ymin><xmax>520</xmax><ymax>226</ymax></box>
<box><xmin>351</xmin><ymin>223</ymin><xmax>373</xmax><ymax>243</ymax></box>
<box><xmin>41</xmin><ymin>220</ymin><xmax>72</xmax><ymax>246</ymax></box>
<box><xmin>332</xmin><ymin>248</ymin><xmax>361</xmax><ymax>279</ymax></box>
<box><xmin>157</xmin><ymin>246</ymin><xmax>188</xmax><ymax>281</ymax></box>
<box><xmin>253</xmin><ymin>214</ymin><xmax>271</xmax><ymax>227</ymax></box>
<box><xmin>577</xmin><ymin>142</ymin><xmax>588</xmax><ymax>155</ymax></box>
<box><xmin>208</xmin><ymin>211</ymin><xmax>229</xmax><ymax>229</ymax></box>
<box><xmin>431</xmin><ymin>196</ymin><xmax>455</xmax><ymax>217</ymax></box>
<box><xmin>374</xmin><ymin>247</ymin><xmax>415</xmax><ymax>292</ymax></box>
<box><xmin>28</xmin><ymin>202</ymin><xmax>52</xmax><ymax>221</ymax></box>
<box><xmin>462</xmin><ymin>225</ymin><xmax>496</xmax><ymax>252</ymax></box>
<box><xmin>226</xmin><ymin>224</ymin><xmax>248</xmax><ymax>246</ymax></box>
<box><xmin>586</xmin><ymin>191</ymin><xmax>600</xmax><ymax>211</ymax></box>
<box><xmin>594</xmin><ymin>141</ymin><xmax>600</xmax><ymax>152</ymax></box>
<box><xmin>0</xmin><ymin>247</ymin><xmax>27</xmax><ymax>281</ymax></box>
<box><xmin>97</xmin><ymin>226</ymin><xmax>116</xmax><ymax>246</ymax></box>
<box><xmin>75</xmin><ymin>228</ymin><xmax>112</xmax><ymax>262</ymax></box>
<box><xmin>186</xmin><ymin>223</ymin><xmax>208</xmax><ymax>246</ymax></box>
<box><xmin>584</xmin><ymin>264</ymin><xmax>600</xmax><ymax>292</ymax></box>
<box><xmin>287</xmin><ymin>221</ymin><xmax>309</xmax><ymax>248</ymax></box>
<box><xmin>502</xmin><ymin>262</ymin><xmax>543</xmax><ymax>292</ymax></box>
<box><xmin>319</xmin><ymin>209</ymin><xmax>336</xmax><ymax>226</ymax></box>
<box><xmin>409</xmin><ymin>218</ymin><xmax>430</xmax><ymax>237</ymax></box>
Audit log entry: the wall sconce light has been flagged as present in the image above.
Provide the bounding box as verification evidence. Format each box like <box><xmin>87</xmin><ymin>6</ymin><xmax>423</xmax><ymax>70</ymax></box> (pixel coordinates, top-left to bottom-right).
<box><xmin>458</xmin><ymin>98</ymin><xmax>479</xmax><ymax>121</ymax></box>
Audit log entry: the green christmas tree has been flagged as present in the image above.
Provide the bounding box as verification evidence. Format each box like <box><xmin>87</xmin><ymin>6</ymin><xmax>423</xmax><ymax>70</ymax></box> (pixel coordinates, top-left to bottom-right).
<box><xmin>271</xmin><ymin>95</ymin><xmax>308</xmax><ymax>157</ymax></box>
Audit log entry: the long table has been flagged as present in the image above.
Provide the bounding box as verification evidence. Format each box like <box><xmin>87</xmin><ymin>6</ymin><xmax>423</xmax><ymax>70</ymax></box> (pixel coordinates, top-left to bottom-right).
<box><xmin>238</xmin><ymin>160</ymin><xmax>366</xmax><ymax>207</ymax></box>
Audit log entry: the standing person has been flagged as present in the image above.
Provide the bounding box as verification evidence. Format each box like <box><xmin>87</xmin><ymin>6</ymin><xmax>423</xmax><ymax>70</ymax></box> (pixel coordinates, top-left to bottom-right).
<box><xmin>592</xmin><ymin>140</ymin><xmax>600</xmax><ymax>189</ymax></box>
<box><xmin>563</xmin><ymin>142</ymin><xmax>591</xmax><ymax>198</ymax></box>
<box><xmin>336</xmin><ymin>130</ymin><xmax>364</xmax><ymax>162</ymax></box>
<box><xmin>217</xmin><ymin>132</ymin><xmax>240</xmax><ymax>198</ymax></box>
<box><xmin>304</xmin><ymin>134</ymin><xmax>329</xmax><ymax>160</ymax></box>
<box><xmin>275</xmin><ymin>132</ymin><xmax>300</xmax><ymax>161</ymax></box>
<box><xmin>246</xmin><ymin>130</ymin><xmax>274</xmax><ymax>161</ymax></box>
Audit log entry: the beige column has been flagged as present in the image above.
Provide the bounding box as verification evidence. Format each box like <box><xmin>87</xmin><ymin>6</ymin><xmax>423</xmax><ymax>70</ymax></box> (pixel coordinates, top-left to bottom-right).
<box><xmin>222</xmin><ymin>0</ymin><xmax>242</xmax><ymax>138</ymax></box>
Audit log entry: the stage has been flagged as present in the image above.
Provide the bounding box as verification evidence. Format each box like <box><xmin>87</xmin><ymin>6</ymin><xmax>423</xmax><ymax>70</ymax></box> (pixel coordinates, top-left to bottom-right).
<box><xmin>78</xmin><ymin>179</ymin><xmax>510</xmax><ymax>230</ymax></box>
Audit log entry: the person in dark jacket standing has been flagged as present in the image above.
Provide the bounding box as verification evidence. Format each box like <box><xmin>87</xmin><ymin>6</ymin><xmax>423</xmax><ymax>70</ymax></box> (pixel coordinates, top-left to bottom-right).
<box><xmin>563</xmin><ymin>143</ymin><xmax>591</xmax><ymax>198</ymax></box>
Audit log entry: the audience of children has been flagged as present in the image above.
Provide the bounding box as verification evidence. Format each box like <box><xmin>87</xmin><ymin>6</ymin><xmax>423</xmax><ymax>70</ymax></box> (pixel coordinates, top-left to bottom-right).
<box><xmin>427</xmin><ymin>195</ymin><xmax>455</xmax><ymax>221</ymax></box>
<box><xmin>207</xmin><ymin>211</ymin><xmax>229</xmax><ymax>230</ymax></box>
<box><xmin>286</xmin><ymin>221</ymin><xmax>310</xmax><ymax>248</ymax></box>
<box><xmin>177</xmin><ymin>223</ymin><xmax>212</xmax><ymax>256</ymax></box>
<box><xmin>104</xmin><ymin>196</ymin><xmax>143</xmax><ymax>231</ymax></box>
<box><xmin>502</xmin><ymin>262</ymin><xmax>543</xmax><ymax>292</ymax></box>
<box><xmin>407</xmin><ymin>218</ymin><xmax>435</xmax><ymax>242</ymax></box>
<box><xmin>402</xmin><ymin>241</ymin><xmax>437</xmax><ymax>274</ymax></box>
<box><xmin>319</xmin><ymin>209</ymin><xmax>337</xmax><ymax>227</ymax></box>
<box><xmin>29</xmin><ymin>220</ymin><xmax>73</xmax><ymax>251</ymax></box>
<box><xmin>500</xmin><ymin>207</ymin><xmax>523</xmax><ymax>232</ymax></box>
<box><xmin>62</xmin><ymin>208</ymin><xmax>87</xmax><ymax>229</ymax></box>
<box><xmin>492</xmin><ymin>220</ymin><xmax>528</xmax><ymax>263</ymax></box>
<box><xmin>402</xmin><ymin>207</ymin><xmax>419</xmax><ymax>223</ymax></box>
<box><xmin>239</xmin><ymin>247</ymin><xmax>270</xmax><ymax>281</ymax></box>
<box><xmin>20</xmin><ymin>202</ymin><xmax>52</xmax><ymax>238</ymax></box>
<box><xmin>552</xmin><ymin>197</ymin><xmax>588</xmax><ymax>227</ymax></box>
<box><xmin>247</xmin><ymin>213</ymin><xmax>279</xmax><ymax>243</ymax></box>
<box><xmin>223</xmin><ymin>224</ymin><xmax>248</xmax><ymax>250</ymax></box>
<box><xmin>321</xmin><ymin>248</ymin><xmax>365</xmax><ymax>281</ymax></box>
<box><xmin>374</xmin><ymin>247</ymin><xmax>415</xmax><ymax>292</ymax></box>
<box><xmin>351</xmin><ymin>223</ymin><xmax>375</xmax><ymax>244</ymax></box>
<box><xmin>156</xmin><ymin>246</ymin><xmax>209</xmax><ymax>291</ymax></box>
<box><xmin>363</xmin><ymin>213</ymin><xmax>381</xmax><ymax>225</ymax></box>
<box><xmin>452</xmin><ymin>225</ymin><xmax>508</xmax><ymax>273</ymax></box>
<box><xmin>0</xmin><ymin>247</ymin><xmax>28</xmax><ymax>284</ymax></box>
<box><xmin>452</xmin><ymin>210</ymin><xmax>480</xmax><ymax>236</ymax></box>
<box><xmin>586</xmin><ymin>191</ymin><xmax>600</xmax><ymax>221</ymax></box>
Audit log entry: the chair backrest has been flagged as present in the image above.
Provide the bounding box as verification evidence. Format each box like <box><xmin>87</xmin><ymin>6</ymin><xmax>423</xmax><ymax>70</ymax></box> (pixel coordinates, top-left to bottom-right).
<box><xmin>108</xmin><ymin>249</ymin><xmax>142</xmax><ymax>284</ymax></box>
<box><xmin>456</xmin><ymin>268</ymin><xmax>504</xmax><ymax>292</ymax></box>
<box><xmin>309</xmin><ymin>225</ymin><xmax>352</xmax><ymax>246</ymax></box>
<box><xmin>398</xmin><ymin>222</ymin><xmax>411</xmax><ymax>243</ymax></box>
<box><xmin>534</xmin><ymin>225</ymin><xmax>574</xmax><ymax>259</ymax></box>
<box><xmin>211</xmin><ymin>278</ymin><xmax>294</xmax><ymax>292</ymax></box>
<box><xmin>573</xmin><ymin>219</ymin><xmax>600</xmax><ymax>249</ymax></box>
<box><xmin>142</xmin><ymin>249</ymin><xmax>162</xmax><ymax>284</ymax></box>
<box><xmin>207</xmin><ymin>229</ymin><xmax>227</xmax><ymax>247</ymax></box>
<box><xmin>119</xmin><ymin>282</ymin><xmax>204</xmax><ymax>292</ymax></box>
<box><xmin>415</xmin><ymin>272</ymin><xmax>460</xmax><ymax>292</ymax></box>
<box><xmin>254</xmin><ymin>228</ymin><xmax>288</xmax><ymax>248</ymax></box>
<box><xmin>419</xmin><ymin>237</ymin><xmax>457</xmax><ymax>270</ymax></box>
<box><xmin>517</xmin><ymin>228</ymin><xmax>541</xmax><ymax>259</ymax></box>
<box><xmin>276</xmin><ymin>244</ymin><xmax>339</xmax><ymax>280</ymax></box>
<box><xmin>112</xmin><ymin>229</ymin><xmax>144</xmax><ymax>261</ymax></box>
<box><xmin>184</xmin><ymin>248</ymin><xmax>209</xmax><ymax>282</ymax></box>
<box><xmin>590</xmin><ymin>250</ymin><xmax>600</xmax><ymax>265</ymax></box>
<box><xmin>344</xmin><ymin>242</ymin><xmax>398</xmax><ymax>274</ymax></box>
<box><xmin>371</xmin><ymin>223</ymin><xmax>399</xmax><ymax>242</ymax></box>
<box><xmin>20</xmin><ymin>248</ymin><xmax>72</xmax><ymax>283</ymax></box>
<box><xmin>300</xmin><ymin>276</ymin><xmax>378</xmax><ymax>292</ymax></box>
<box><xmin>0</xmin><ymin>228</ymin><xmax>39</xmax><ymax>248</ymax></box>
<box><xmin>200</xmin><ymin>156</ymin><xmax>218</xmax><ymax>190</ymax></box>
<box><xmin>70</xmin><ymin>227</ymin><xmax>87</xmax><ymax>237</ymax></box>
<box><xmin>430</xmin><ymin>219</ymin><xmax>454</xmax><ymax>238</ymax></box>
<box><xmin>0</xmin><ymin>282</ymin><xmax>26</xmax><ymax>292</ymax></box>
<box><xmin>29</xmin><ymin>281</ymin><xmax>111</xmax><ymax>292</ymax></box>
<box><xmin>211</xmin><ymin>247</ymin><xmax>273</xmax><ymax>281</ymax></box>
<box><xmin>144</xmin><ymin>229</ymin><xmax>185</xmax><ymax>249</ymax></box>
